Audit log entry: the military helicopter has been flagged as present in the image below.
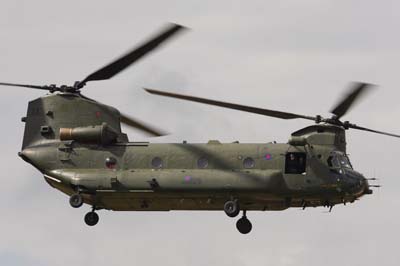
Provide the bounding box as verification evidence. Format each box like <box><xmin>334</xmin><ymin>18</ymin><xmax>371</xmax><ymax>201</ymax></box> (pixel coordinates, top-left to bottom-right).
<box><xmin>2</xmin><ymin>23</ymin><xmax>398</xmax><ymax>234</ymax></box>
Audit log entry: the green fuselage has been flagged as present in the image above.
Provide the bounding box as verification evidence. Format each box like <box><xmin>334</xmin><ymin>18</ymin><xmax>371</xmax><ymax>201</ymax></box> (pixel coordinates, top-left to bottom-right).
<box><xmin>19</xmin><ymin>93</ymin><xmax>369</xmax><ymax>212</ymax></box>
<box><xmin>20</xmin><ymin>141</ymin><xmax>368</xmax><ymax>212</ymax></box>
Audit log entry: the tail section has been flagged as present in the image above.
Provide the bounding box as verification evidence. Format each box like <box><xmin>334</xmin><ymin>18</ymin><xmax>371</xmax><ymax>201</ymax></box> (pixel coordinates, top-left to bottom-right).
<box><xmin>21</xmin><ymin>93</ymin><xmax>127</xmax><ymax>149</ymax></box>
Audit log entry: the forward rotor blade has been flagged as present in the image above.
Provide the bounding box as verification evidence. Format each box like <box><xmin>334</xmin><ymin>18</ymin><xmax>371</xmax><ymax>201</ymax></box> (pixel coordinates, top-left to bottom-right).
<box><xmin>145</xmin><ymin>88</ymin><xmax>317</xmax><ymax>121</ymax></box>
<box><xmin>120</xmin><ymin>113</ymin><xmax>167</xmax><ymax>137</ymax></box>
<box><xmin>330</xmin><ymin>82</ymin><xmax>373</xmax><ymax>119</ymax></box>
<box><xmin>348</xmin><ymin>124</ymin><xmax>400</xmax><ymax>138</ymax></box>
<box><xmin>80</xmin><ymin>23</ymin><xmax>186</xmax><ymax>86</ymax></box>
<box><xmin>0</xmin><ymin>82</ymin><xmax>50</xmax><ymax>90</ymax></box>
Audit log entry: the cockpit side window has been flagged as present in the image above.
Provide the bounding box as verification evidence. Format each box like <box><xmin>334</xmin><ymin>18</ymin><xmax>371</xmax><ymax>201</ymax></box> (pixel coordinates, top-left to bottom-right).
<box><xmin>327</xmin><ymin>156</ymin><xmax>333</xmax><ymax>167</ymax></box>
<box><xmin>285</xmin><ymin>152</ymin><xmax>306</xmax><ymax>174</ymax></box>
<box><xmin>327</xmin><ymin>156</ymin><xmax>340</xmax><ymax>168</ymax></box>
<box><xmin>339</xmin><ymin>155</ymin><xmax>352</xmax><ymax>169</ymax></box>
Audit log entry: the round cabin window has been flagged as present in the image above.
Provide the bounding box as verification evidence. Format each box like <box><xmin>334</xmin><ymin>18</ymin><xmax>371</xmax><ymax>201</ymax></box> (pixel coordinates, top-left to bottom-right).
<box><xmin>105</xmin><ymin>157</ymin><xmax>117</xmax><ymax>169</ymax></box>
<box><xmin>197</xmin><ymin>157</ymin><xmax>209</xmax><ymax>169</ymax></box>
<box><xmin>151</xmin><ymin>157</ymin><xmax>163</xmax><ymax>169</ymax></box>
<box><xmin>243</xmin><ymin>157</ymin><xmax>255</xmax><ymax>169</ymax></box>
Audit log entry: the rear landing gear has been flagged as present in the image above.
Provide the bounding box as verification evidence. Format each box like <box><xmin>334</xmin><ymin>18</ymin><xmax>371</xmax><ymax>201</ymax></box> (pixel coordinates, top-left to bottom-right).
<box><xmin>236</xmin><ymin>210</ymin><xmax>252</xmax><ymax>234</ymax></box>
<box><xmin>69</xmin><ymin>193</ymin><xmax>83</xmax><ymax>208</ymax></box>
<box><xmin>84</xmin><ymin>208</ymin><xmax>99</xmax><ymax>226</ymax></box>
<box><xmin>69</xmin><ymin>192</ymin><xmax>100</xmax><ymax>226</ymax></box>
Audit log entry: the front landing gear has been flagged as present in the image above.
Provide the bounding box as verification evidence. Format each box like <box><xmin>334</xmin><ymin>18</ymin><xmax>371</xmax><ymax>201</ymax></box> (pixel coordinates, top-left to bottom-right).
<box><xmin>84</xmin><ymin>208</ymin><xmax>99</xmax><ymax>226</ymax></box>
<box><xmin>236</xmin><ymin>210</ymin><xmax>252</xmax><ymax>234</ymax></box>
<box><xmin>224</xmin><ymin>199</ymin><xmax>240</xmax><ymax>218</ymax></box>
<box><xmin>223</xmin><ymin>199</ymin><xmax>253</xmax><ymax>234</ymax></box>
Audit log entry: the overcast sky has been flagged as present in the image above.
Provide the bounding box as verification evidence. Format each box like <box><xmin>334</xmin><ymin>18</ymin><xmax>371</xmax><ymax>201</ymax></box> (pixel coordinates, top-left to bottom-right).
<box><xmin>1</xmin><ymin>1</ymin><xmax>400</xmax><ymax>266</ymax></box>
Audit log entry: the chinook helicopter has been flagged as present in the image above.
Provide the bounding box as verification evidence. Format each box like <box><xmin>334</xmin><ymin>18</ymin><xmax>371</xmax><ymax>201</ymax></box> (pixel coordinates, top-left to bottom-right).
<box><xmin>2</xmin><ymin>24</ymin><xmax>398</xmax><ymax>234</ymax></box>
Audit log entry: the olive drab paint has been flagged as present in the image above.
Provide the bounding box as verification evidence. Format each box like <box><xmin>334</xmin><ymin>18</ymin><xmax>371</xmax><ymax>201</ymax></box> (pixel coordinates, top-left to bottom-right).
<box><xmin>1</xmin><ymin>23</ymin><xmax>394</xmax><ymax>233</ymax></box>
<box><xmin>21</xmin><ymin>93</ymin><xmax>127</xmax><ymax>149</ymax></box>
<box><xmin>19</xmin><ymin>92</ymin><xmax>370</xmax><ymax>214</ymax></box>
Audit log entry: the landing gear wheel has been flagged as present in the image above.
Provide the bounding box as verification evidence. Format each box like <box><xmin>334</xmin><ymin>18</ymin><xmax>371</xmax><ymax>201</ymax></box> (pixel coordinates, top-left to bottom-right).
<box><xmin>224</xmin><ymin>200</ymin><xmax>240</xmax><ymax>218</ymax></box>
<box><xmin>69</xmin><ymin>193</ymin><xmax>83</xmax><ymax>208</ymax></box>
<box><xmin>84</xmin><ymin>211</ymin><xmax>99</xmax><ymax>226</ymax></box>
<box><xmin>236</xmin><ymin>211</ymin><xmax>252</xmax><ymax>234</ymax></box>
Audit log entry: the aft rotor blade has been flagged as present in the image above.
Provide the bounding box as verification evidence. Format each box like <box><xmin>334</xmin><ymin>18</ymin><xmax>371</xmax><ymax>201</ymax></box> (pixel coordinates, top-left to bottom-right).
<box><xmin>145</xmin><ymin>88</ymin><xmax>317</xmax><ymax>121</ymax></box>
<box><xmin>348</xmin><ymin>124</ymin><xmax>400</xmax><ymax>138</ymax></box>
<box><xmin>0</xmin><ymin>82</ymin><xmax>50</xmax><ymax>90</ymax></box>
<box><xmin>120</xmin><ymin>113</ymin><xmax>167</xmax><ymax>137</ymax></box>
<box><xmin>330</xmin><ymin>82</ymin><xmax>373</xmax><ymax>119</ymax></box>
<box><xmin>79</xmin><ymin>93</ymin><xmax>166</xmax><ymax>137</ymax></box>
<box><xmin>80</xmin><ymin>23</ymin><xmax>186</xmax><ymax>86</ymax></box>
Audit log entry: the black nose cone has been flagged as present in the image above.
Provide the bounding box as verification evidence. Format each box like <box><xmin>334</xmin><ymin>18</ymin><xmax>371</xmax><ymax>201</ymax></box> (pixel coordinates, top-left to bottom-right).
<box><xmin>343</xmin><ymin>169</ymin><xmax>368</xmax><ymax>195</ymax></box>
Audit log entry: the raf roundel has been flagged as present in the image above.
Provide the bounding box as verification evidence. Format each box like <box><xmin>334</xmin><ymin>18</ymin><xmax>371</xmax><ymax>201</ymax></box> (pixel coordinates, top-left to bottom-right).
<box><xmin>265</xmin><ymin>154</ymin><xmax>272</xmax><ymax>160</ymax></box>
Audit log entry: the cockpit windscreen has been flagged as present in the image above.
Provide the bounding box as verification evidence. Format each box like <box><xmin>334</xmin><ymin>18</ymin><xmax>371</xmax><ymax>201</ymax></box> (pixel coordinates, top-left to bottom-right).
<box><xmin>327</xmin><ymin>152</ymin><xmax>353</xmax><ymax>169</ymax></box>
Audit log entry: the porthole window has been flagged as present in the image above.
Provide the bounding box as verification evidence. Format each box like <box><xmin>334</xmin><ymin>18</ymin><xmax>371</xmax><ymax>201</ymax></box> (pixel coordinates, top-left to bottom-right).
<box><xmin>151</xmin><ymin>157</ymin><xmax>163</xmax><ymax>169</ymax></box>
<box><xmin>197</xmin><ymin>157</ymin><xmax>209</xmax><ymax>168</ymax></box>
<box><xmin>243</xmin><ymin>157</ymin><xmax>255</xmax><ymax>169</ymax></box>
<box><xmin>105</xmin><ymin>157</ymin><xmax>117</xmax><ymax>169</ymax></box>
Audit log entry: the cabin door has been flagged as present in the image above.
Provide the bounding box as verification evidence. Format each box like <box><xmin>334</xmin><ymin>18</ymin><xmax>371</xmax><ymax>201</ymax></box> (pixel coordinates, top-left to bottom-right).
<box><xmin>283</xmin><ymin>152</ymin><xmax>307</xmax><ymax>190</ymax></box>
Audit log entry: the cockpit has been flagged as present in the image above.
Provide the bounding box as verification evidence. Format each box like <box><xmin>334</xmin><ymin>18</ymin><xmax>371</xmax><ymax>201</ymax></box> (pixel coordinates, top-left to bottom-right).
<box><xmin>327</xmin><ymin>152</ymin><xmax>353</xmax><ymax>173</ymax></box>
<box><xmin>326</xmin><ymin>151</ymin><xmax>369</xmax><ymax>196</ymax></box>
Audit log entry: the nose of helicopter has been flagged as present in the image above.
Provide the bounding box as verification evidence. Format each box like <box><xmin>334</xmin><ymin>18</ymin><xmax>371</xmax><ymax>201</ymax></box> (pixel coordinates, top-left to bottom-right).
<box><xmin>343</xmin><ymin>169</ymin><xmax>371</xmax><ymax>196</ymax></box>
<box><xmin>363</xmin><ymin>179</ymin><xmax>373</xmax><ymax>195</ymax></box>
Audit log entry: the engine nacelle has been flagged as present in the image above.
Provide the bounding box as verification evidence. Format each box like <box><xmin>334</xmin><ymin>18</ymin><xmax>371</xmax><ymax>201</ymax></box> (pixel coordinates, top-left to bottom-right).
<box><xmin>59</xmin><ymin>123</ymin><xmax>118</xmax><ymax>145</ymax></box>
